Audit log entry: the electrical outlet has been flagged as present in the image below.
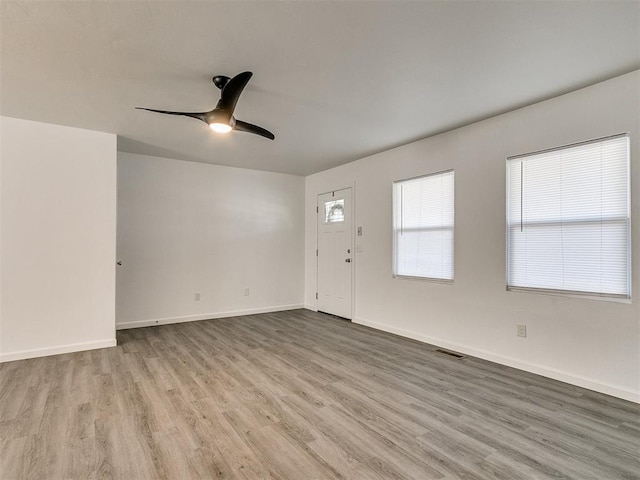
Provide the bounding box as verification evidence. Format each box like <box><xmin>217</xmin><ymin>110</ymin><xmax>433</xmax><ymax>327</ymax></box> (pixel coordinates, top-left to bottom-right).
<box><xmin>517</xmin><ymin>324</ymin><xmax>527</xmax><ymax>338</ymax></box>
<box><xmin>194</xmin><ymin>292</ymin><xmax>200</xmax><ymax>302</ymax></box>
<box><xmin>244</xmin><ymin>287</ymin><xmax>250</xmax><ymax>296</ymax></box>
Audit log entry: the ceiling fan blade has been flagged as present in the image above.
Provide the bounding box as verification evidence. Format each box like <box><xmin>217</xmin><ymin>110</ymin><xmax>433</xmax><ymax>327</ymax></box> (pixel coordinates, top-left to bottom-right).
<box><xmin>220</xmin><ymin>71</ymin><xmax>252</xmax><ymax>114</ymax></box>
<box><xmin>234</xmin><ymin>119</ymin><xmax>275</xmax><ymax>140</ymax></box>
<box><xmin>136</xmin><ymin>107</ymin><xmax>209</xmax><ymax>124</ymax></box>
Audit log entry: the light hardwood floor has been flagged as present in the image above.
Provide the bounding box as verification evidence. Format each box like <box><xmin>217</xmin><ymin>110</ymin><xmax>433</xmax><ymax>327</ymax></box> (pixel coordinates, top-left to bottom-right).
<box><xmin>1</xmin><ymin>309</ymin><xmax>639</xmax><ymax>479</ymax></box>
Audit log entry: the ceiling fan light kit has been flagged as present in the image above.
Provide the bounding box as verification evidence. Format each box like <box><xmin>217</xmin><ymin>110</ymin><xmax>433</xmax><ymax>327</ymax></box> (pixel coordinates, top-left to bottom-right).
<box><xmin>209</xmin><ymin>122</ymin><xmax>232</xmax><ymax>133</ymax></box>
<box><xmin>136</xmin><ymin>71</ymin><xmax>275</xmax><ymax>140</ymax></box>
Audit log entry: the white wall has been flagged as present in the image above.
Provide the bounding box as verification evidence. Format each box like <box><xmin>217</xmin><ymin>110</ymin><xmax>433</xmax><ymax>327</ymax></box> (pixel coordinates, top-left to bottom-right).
<box><xmin>116</xmin><ymin>153</ymin><xmax>305</xmax><ymax>328</ymax></box>
<box><xmin>305</xmin><ymin>71</ymin><xmax>640</xmax><ymax>402</ymax></box>
<box><xmin>0</xmin><ymin>116</ymin><xmax>117</xmax><ymax>361</ymax></box>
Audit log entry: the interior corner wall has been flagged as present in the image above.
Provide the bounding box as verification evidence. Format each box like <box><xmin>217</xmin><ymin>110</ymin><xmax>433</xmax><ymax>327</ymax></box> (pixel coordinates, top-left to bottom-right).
<box><xmin>0</xmin><ymin>116</ymin><xmax>117</xmax><ymax>362</ymax></box>
<box><xmin>116</xmin><ymin>153</ymin><xmax>305</xmax><ymax>329</ymax></box>
<box><xmin>304</xmin><ymin>70</ymin><xmax>640</xmax><ymax>402</ymax></box>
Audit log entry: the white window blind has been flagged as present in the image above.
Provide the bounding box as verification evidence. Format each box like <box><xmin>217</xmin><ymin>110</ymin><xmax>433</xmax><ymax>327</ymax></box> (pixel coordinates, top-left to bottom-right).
<box><xmin>506</xmin><ymin>134</ymin><xmax>630</xmax><ymax>298</ymax></box>
<box><xmin>393</xmin><ymin>170</ymin><xmax>454</xmax><ymax>280</ymax></box>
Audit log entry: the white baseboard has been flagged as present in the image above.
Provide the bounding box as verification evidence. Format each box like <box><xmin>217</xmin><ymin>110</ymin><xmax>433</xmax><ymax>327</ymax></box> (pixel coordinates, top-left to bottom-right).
<box><xmin>116</xmin><ymin>304</ymin><xmax>305</xmax><ymax>330</ymax></box>
<box><xmin>353</xmin><ymin>317</ymin><xmax>640</xmax><ymax>404</ymax></box>
<box><xmin>303</xmin><ymin>304</ymin><xmax>317</xmax><ymax>311</ymax></box>
<box><xmin>0</xmin><ymin>338</ymin><xmax>117</xmax><ymax>363</ymax></box>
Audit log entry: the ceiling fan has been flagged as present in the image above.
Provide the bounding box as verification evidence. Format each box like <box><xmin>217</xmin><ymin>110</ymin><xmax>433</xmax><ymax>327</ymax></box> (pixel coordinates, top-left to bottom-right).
<box><xmin>136</xmin><ymin>71</ymin><xmax>275</xmax><ymax>140</ymax></box>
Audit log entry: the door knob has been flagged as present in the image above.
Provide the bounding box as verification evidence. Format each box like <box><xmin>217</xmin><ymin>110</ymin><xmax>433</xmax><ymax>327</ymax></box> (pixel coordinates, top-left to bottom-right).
<box><xmin>345</xmin><ymin>258</ymin><xmax>351</xmax><ymax>263</ymax></box>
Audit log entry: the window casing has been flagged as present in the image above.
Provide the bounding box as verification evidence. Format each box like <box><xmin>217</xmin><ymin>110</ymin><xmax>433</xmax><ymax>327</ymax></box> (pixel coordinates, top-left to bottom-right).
<box><xmin>393</xmin><ymin>170</ymin><xmax>454</xmax><ymax>281</ymax></box>
<box><xmin>506</xmin><ymin>134</ymin><xmax>630</xmax><ymax>298</ymax></box>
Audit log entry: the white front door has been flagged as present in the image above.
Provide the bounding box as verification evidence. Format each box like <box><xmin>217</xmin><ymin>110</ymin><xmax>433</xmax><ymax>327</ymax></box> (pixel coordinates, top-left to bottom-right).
<box><xmin>317</xmin><ymin>188</ymin><xmax>353</xmax><ymax>319</ymax></box>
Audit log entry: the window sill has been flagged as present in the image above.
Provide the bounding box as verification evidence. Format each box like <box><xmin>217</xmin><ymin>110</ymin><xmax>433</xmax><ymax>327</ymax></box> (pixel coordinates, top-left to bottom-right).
<box><xmin>393</xmin><ymin>274</ymin><xmax>454</xmax><ymax>285</ymax></box>
<box><xmin>507</xmin><ymin>286</ymin><xmax>631</xmax><ymax>304</ymax></box>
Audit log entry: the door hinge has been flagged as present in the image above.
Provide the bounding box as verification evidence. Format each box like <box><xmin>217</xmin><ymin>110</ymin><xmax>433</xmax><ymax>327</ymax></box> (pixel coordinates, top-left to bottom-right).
<box><xmin>316</xmin><ymin>249</ymin><xmax>318</xmax><ymax>257</ymax></box>
<box><xmin>316</xmin><ymin>206</ymin><xmax>319</xmax><ymax>213</ymax></box>
<box><xmin>315</xmin><ymin>292</ymin><xmax>318</xmax><ymax>299</ymax></box>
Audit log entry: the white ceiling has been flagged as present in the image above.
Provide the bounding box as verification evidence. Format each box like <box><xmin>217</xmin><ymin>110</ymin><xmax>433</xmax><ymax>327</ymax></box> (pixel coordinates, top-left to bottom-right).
<box><xmin>1</xmin><ymin>1</ymin><xmax>638</xmax><ymax>176</ymax></box>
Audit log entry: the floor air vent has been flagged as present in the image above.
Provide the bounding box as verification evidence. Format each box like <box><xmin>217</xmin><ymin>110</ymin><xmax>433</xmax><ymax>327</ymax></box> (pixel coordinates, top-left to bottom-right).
<box><xmin>435</xmin><ymin>349</ymin><xmax>465</xmax><ymax>359</ymax></box>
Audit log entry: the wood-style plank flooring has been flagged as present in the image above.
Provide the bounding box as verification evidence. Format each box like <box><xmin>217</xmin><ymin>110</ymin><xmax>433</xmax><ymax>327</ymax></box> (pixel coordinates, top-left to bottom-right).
<box><xmin>1</xmin><ymin>309</ymin><xmax>639</xmax><ymax>479</ymax></box>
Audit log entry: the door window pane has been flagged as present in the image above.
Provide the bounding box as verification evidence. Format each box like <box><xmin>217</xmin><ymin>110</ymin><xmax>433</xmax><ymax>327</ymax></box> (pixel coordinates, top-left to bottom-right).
<box><xmin>324</xmin><ymin>199</ymin><xmax>344</xmax><ymax>223</ymax></box>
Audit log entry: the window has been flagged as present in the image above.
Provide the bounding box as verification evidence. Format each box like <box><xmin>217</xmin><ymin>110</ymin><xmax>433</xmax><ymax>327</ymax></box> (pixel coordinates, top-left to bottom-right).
<box><xmin>324</xmin><ymin>199</ymin><xmax>344</xmax><ymax>223</ymax></box>
<box><xmin>506</xmin><ymin>134</ymin><xmax>630</xmax><ymax>298</ymax></box>
<box><xmin>393</xmin><ymin>170</ymin><xmax>454</xmax><ymax>280</ymax></box>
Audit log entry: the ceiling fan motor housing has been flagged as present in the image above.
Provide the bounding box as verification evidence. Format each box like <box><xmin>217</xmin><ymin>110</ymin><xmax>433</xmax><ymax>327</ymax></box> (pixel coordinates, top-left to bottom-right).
<box><xmin>207</xmin><ymin>107</ymin><xmax>234</xmax><ymax>126</ymax></box>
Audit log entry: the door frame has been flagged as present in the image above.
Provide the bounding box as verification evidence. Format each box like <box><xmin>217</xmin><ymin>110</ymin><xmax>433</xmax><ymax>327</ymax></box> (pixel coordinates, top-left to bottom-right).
<box><xmin>316</xmin><ymin>183</ymin><xmax>356</xmax><ymax>320</ymax></box>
